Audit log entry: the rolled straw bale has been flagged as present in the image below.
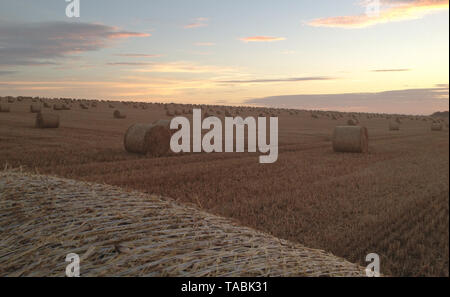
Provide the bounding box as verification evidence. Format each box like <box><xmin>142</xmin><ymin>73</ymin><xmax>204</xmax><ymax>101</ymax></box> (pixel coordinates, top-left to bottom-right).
<box><xmin>53</xmin><ymin>103</ymin><xmax>63</xmax><ymax>110</ymax></box>
<box><xmin>153</xmin><ymin>119</ymin><xmax>171</xmax><ymax>127</ymax></box>
<box><xmin>347</xmin><ymin>119</ymin><xmax>358</xmax><ymax>126</ymax></box>
<box><xmin>113</xmin><ymin>110</ymin><xmax>126</xmax><ymax>119</ymax></box>
<box><xmin>0</xmin><ymin>104</ymin><xmax>11</xmax><ymax>112</ymax></box>
<box><xmin>389</xmin><ymin>121</ymin><xmax>400</xmax><ymax>131</ymax></box>
<box><xmin>431</xmin><ymin>123</ymin><xmax>443</xmax><ymax>131</ymax></box>
<box><xmin>332</xmin><ymin>126</ymin><xmax>369</xmax><ymax>153</ymax></box>
<box><xmin>30</xmin><ymin>104</ymin><xmax>41</xmax><ymax>113</ymax></box>
<box><xmin>124</xmin><ymin>123</ymin><xmax>171</xmax><ymax>156</ymax></box>
<box><xmin>35</xmin><ymin>112</ymin><xmax>59</xmax><ymax>128</ymax></box>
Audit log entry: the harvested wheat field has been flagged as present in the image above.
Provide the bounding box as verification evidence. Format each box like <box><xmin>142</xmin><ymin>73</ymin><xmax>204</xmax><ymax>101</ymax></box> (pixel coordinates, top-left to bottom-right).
<box><xmin>0</xmin><ymin>98</ymin><xmax>449</xmax><ymax>277</ymax></box>
<box><xmin>0</xmin><ymin>169</ymin><xmax>365</xmax><ymax>277</ymax></box>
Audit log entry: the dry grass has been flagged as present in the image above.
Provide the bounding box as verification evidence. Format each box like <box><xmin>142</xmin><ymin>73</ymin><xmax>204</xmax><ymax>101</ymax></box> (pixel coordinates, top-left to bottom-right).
<box><xmin>0</xmin><ymin>97</ymin><xmax>448</xmax><ymax>276</ymax></box>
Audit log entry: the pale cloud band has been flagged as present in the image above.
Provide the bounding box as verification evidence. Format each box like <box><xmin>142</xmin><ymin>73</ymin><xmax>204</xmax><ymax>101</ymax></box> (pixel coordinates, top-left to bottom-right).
<box><xmin>219</xmin><ymin>76</ymin><xmax>333</xmax><ymax>84</ymax></box>
<box><xmin>240</xmin><ymin>36</ymin><xmax>286</xmax><ymax>42</ymax></box>
<box><xmin>308</xmin><ymin>0</ymin><xmax>449</xmax><ymax>28</ymax></box>
<box><xmin>246</xmin><ymin>86</ymin><xmax>449</xmax><ymax>115</ymax></box>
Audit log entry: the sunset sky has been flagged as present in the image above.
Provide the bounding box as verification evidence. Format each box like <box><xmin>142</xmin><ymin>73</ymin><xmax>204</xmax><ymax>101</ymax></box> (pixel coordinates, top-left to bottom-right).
<box><xmin>0</xmin><ymin>0</ymin><xmax>448</xmax><ymax>114</ymax></box>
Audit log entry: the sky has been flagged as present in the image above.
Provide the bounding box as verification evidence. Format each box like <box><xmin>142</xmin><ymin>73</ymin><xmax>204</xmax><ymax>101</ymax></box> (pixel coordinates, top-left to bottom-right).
<box><xmin>0</xmin><ymin>0</ymin><xmax>448</xmax><ymax>114</ymax></box>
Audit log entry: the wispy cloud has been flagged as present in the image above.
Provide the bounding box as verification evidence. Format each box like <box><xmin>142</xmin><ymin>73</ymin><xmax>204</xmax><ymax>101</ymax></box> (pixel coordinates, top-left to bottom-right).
<box><xmin>219</xmin><ymin>76</ymin><xmax>333</xmax><ymax>84</ymax></box>
<box><xmin>194</xmin><ymin>42</ymin><xmax>216</xmax><ymax>46</ymax></box>
<box><xmin>134</xmin><ymin>61</ymin><xmax>236</xmax><ymax>74</ymax></box>
<box><xmin>0</xmin><ymin>21</ymin><xmax>150</xmax><ymax>67</ymax></box>
<box><xmin>239</xmin><ymin>36</ymin><xmax>286</xmax><ymax>43</ymax></box>
<box><xmin>0</xmin><ymin>70</ymin><xmax>16</xmax><ymax>76</ymax></box>
<box><xmin>308</xmin><ymin>0</ymin><xmax>449</xmax><ymax>28</ymax></box>
<box><xmin>184</xmin><ymin>17</ymin><xmax>209</xmax><ymax>29</ymax></box>
<box><xmin>371</xmin><ymin>68</ymin><xmax>412</xmax><ymax>72</ymax></box>
<box><xmin>115</xmin><ymin>53</ymin><xmax>161</xmax><ymax>58</ymax></box>
<box><xmin>107</xmin><ymin>62</ymin><xmax>153</xmax><ymax>66</ymax></box>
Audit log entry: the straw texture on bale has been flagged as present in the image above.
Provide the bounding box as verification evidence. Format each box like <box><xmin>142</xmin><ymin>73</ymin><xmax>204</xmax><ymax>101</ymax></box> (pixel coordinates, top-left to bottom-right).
<box><xmin>113</xmin><ymin>110</ymin><xmax>126</xmax><ymax>119</ymax></box>
<box><xmin>30</xmin><ymin>104</ymin><xmax>41</xmax><ymax>113</ymax></box>
<box><xmin>332</xmin><ymin>126</ymin><xmax>369</xmax><ymax>153</ymax></box>
<box><xmin>0</xmin><ymin>170</ymin><xmax>366</xmax><ymax>277</ymax></box>
<box><xmin>124</xmin><ymin>123</ymin><xmax>171</xmax><ymax>156</ymax></box>
<box><xmin>35</xmin><ymin>112</ymin><xmax>60</xmax><ymax>128</ymax></box>
<box><xmin>0</xmin><ymin>104</ymin><xmax>10</xmax><ymax>112</ymax></box>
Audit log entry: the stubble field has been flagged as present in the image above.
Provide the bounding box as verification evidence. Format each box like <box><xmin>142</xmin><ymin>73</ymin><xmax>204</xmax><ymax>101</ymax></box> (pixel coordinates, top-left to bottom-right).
<box><xmin>0</xmin><ymin>98</ymin><xmax>448</xmax><ymax>276</ymax></box>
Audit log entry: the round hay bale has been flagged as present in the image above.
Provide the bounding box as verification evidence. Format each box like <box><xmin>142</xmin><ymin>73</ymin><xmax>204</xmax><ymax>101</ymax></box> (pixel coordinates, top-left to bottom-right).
<box><xmin>53</xmin><ymin>104</ymin><xmax>63</xmax><ymax>111</ymax></box>
<box><xmin>124</xmin><ymin>123</ymin><xmax>171</xmax><ymax>156</ymax></box>
<box><xmin>113</xmin><ymin>110</ymin><xmax>126</xmax><ymax>119</ymax></box>
<box><xmin>431</xmin><ymin>123</ymin><xmax>443</xmax><ymax>131</ymax></box>
<box><xmin>347</xmin><ymin>119</ymin><xmax>358</xmax><ymax>126</ymax></box>
<box><xmin>30</xmin><ymin>104</ymin><xmax>41</xmax><ymax>113</ymax></box>
<box><xmin>0</xmin><ymin>104</ymin><xmax>11</xmax><ymax>112</ymax></box>
<box><xmin>35</xmin><ymin>112</ymin><xmax>59</xmax><ymax>128</ymax></box>
<box><xmin>332</xmin><ymin>126</ymin><xmax>369</xmax><ymax>153</ymax></box>
<box><xmin>389</xmin><ymin>121</ymin><xmax>400</xmax><ymax>131</ymax></box>
<box><xmin>153</xmin><ymin>119</ymin><xmax>170</xmax><ymax>127</ymax></box>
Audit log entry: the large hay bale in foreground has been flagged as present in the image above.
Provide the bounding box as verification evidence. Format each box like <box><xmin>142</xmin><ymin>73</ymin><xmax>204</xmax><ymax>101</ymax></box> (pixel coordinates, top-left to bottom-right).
<box><xmin>124</xmin><ymin>123</ymin><xmax>171</xmax><ymax>156</ymax></box>
<box><xmin>113</xmin><ymin>110</ymin><xmax>126</xmax><ymax>119</ymax></box>
<box><xmin>332</xmin><ymin>126</ymin><xmax>369</xmax><ymax>153</ymax></box>
<box><xmin>431</xmin><ymin>123</ymin><xmax>443</xmax><ymax>131</ymax></box>
<box><xmin>30</xmin><ymin>104</ymin><xmax>41</xmax><ymax>113</ymax></box>
<box><xmin>0</xmin><ymin>170</ymin><xmax>367</xmax><ymax>277</ymax></box>
<box><xmin>0</xmin><ymin>104</ymin><xmax>10</xmax><ymax>112</ymax></box>
<box><xmin>389</xmin><ymin>121</ymin><xmax>400</xmax><ymax>131</ymax></box>
<box><xmin>35</xmin><ymin>112</ymin><xmax>59</xmax><ymax>128</ymax></box>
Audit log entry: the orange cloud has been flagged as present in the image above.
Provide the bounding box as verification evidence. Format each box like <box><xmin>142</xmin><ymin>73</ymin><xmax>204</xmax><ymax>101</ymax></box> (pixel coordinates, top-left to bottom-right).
<box><xmin>308</xmin><ymin>0</ymin><xmax>449</xmax><ymax>28</ymax></box>
<box><xmin>108</xmin><ymin>32</ymin><xmax>151</xmax><ymax>38</ymax></box>
<box><xmin>240</xmin><ymin>36</ymin><xmax>286</xmax><ymax>42</ymax></box>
